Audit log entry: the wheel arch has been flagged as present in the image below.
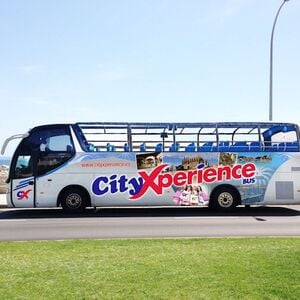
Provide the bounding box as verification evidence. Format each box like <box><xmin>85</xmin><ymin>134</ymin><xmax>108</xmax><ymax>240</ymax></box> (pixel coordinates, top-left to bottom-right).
<box><xmin>57</xmin><ymin>184</ymin><xmax>91</xmax><ymax>207</ymax></box>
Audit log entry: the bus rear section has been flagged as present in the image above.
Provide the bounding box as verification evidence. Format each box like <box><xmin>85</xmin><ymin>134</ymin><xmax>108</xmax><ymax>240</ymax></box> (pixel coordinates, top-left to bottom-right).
<box><xmin>2</xmin><ymin>122</ymin><xmax>300</xmax><ymax>212</ymax></box>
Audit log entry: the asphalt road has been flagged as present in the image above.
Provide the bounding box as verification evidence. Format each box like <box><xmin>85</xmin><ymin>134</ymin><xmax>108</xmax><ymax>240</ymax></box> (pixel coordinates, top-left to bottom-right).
<box><xmin>0</xmin><ymin>206</ymin><xmax>300</xmax><ymax>241</ymax></box>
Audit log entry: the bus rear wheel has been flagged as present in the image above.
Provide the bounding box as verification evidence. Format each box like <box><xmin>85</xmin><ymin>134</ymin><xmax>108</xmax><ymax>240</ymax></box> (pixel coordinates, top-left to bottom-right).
<box><xmin>60</xmin><ymin>188</ymin><xmax>87</xmax><ymax>213</ymax></box>
<box><xmin>210</xmin><ymin>186</ymin><xmax>240</xmax><ymax>211</ymax></box>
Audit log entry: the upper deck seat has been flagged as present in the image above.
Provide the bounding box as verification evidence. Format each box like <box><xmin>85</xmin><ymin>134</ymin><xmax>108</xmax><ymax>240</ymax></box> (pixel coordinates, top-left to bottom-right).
<box><xmin>218</xmin><ymin>141</ymin><xmax>230</xmax><ymax>152</ymax></box>
<box><xmin>88</xmin><ymin>143</ymin><xmax>95</xmax><ymax>151</ymax></box>
<box><xmin>155</xmin><ymin>143</ymin><xmax>163</xmax><ymax>152</ymax></box>
<box><xmin>266</xmin><ymin>144</ymin><xmax>278</xmax><ymax>152</ymax></box>
<box><xmin>106</xmin><ymin>143</ymin><xmax>115</xmax><ymax>151</ymax></box>
<box><xmin>140</xmin><ymin>143</ymin><xmax>146</xmax><ymax>152</ymax></box>
<box><xmin>198</xmin><ymin>142</ymin><xmax>213</xmax><ymax>152</ymax></box>
<box><xmin>230</xmin><ymin>141</ymin><xmax>249</xmax><ymax>152</ymax></box>
<box><xmin>249</xmin><ymin>141</ymin><xmax>262</xmax><ymax>152</ymax></box>
<box><xmin>185</xmin><ymin>143</ymin><xmax>196</xmax><ymax>152</ymax></box>
<box><xmin>169</xmin><ymin>143</ymin><xmax>180</xmax><ymax>152</ymax></box>
<box><xmin>124</xmin><ymin>143</ymin><xmax>130</xmax><ymax>152</ymax></box>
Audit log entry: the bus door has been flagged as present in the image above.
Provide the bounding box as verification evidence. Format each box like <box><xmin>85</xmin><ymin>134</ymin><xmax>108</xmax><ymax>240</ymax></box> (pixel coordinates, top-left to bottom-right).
<box><xmin>11</xmin><ymin>154</ymin><xmax>35</xmax><ymax>208</ymax></box>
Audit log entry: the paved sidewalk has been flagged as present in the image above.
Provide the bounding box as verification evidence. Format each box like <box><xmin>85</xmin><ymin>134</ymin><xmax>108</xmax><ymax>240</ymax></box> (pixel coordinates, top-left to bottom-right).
<box><xmin>0</xmin><ymin>194</ymin><xmax>7</xmax><ymax>207</ymax></box>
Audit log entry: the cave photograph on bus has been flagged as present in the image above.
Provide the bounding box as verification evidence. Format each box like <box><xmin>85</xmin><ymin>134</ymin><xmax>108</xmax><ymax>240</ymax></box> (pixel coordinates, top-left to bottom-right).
<box><xmin>219</xmin><ymin>152</ymin><xmax>237</xmax><ymax>166</ymax></box>
<box><xmin>136</xmin><ymin>152</ymin><xmax>163</xmax><ymax>170</ymax></box>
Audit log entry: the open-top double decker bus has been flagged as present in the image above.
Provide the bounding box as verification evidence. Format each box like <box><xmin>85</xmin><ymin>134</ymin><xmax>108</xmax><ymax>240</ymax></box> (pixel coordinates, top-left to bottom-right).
<box><xmin>1</xmin><ymin>122</ymin><xmax>300</xmax><ymax>212</ymax></box>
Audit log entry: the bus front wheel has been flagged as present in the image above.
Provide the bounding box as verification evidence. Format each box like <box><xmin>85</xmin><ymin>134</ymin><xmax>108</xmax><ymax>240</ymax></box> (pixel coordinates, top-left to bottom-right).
<box><xmin>209</xmin><ymin>186</ymin><xmax>240</xmax><ymax>211</ymax></box>
<box><xmin>60</xmin><ymin>187</ymin><xmax>87</xmax><ymax>213</ymax></box>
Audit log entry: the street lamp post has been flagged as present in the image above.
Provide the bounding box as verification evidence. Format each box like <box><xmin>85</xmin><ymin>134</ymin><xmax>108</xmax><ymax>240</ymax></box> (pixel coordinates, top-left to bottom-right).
<box><xmin>269</xmin><ymin>0</ymin><xmax>290</xmax><ymax>121</ymax></box>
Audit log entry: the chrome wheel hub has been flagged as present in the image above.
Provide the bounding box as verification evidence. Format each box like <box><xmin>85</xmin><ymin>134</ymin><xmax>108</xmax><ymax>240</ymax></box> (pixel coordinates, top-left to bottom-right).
<box><xmin>66</xmin><ymin>193</ymin><xmax>82</xmax><ymax>209</ymax></box>
<box><xmin>218</xmin><ymin>192</ymin><xmax>234</xmax><ymax>208</ymax></box>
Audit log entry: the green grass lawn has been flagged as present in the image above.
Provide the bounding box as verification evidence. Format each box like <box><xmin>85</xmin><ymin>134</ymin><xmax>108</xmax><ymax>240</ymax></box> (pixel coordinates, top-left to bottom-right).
<box><xmin>0</xmin><ymin>238</ymin><xmax>299</xmax><ymax>299</ymax></box>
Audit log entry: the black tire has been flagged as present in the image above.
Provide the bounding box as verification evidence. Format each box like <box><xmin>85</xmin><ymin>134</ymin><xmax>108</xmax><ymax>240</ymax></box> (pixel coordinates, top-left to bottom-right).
<box><xmin>60</xmin><ymin>187</ymin><xmax>87</xmax><ymax>213</ymax></box>
<box><xmin>209</xmin><ymin>186</ymin><xmax>240</xmax><ymax>211</ymax></box>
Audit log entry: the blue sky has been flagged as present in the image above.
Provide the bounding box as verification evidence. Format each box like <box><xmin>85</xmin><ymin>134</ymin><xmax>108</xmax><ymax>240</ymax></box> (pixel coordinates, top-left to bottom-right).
<box><xmin>0</xmin><ymin>0</ymin><xmax>299</xmax><ymax>156</ymax></box>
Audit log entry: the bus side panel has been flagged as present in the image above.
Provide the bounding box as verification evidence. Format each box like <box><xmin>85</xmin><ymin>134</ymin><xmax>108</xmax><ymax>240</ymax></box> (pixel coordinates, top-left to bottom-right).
<box><xmin>263</xmin><ymin>155</ymin><xmax>300</xmax><ymax>205</ymax></box>
<box><xmin>35</xmin><ymin>173</ymin><xmax>94</xmax><ymax>207</ymax></box>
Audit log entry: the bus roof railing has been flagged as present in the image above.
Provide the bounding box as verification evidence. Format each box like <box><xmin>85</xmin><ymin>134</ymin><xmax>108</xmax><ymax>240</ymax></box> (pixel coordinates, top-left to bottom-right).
<box><xmin>75</xmin><ymin>122</ymin><xmax>300</xmax><ymax>152</ymax></box>
<box><xmin>77</xmin><ymin>122</ymin><xmax>298</xmax><ymax>128</ymax></box>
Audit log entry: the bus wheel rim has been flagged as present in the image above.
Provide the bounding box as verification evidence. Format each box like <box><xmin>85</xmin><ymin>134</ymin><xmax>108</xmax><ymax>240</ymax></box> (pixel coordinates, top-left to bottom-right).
<box><xmin>66</xmin><ymin>193</ymin><xmax>82</xmax><ymax>209</ymax></box>
<box><xmin>218</xmin><ymin>192</ymin><xmax>234</xmax><ymax>208</ymax></box>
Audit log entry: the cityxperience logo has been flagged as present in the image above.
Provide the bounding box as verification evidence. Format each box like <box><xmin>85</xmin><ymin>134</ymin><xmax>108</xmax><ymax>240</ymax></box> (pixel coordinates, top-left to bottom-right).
<box><xmin>16</xmin><ymin>189</ymin><xmax>32</xmax><ymax>200</ymax></box>
<box><xmin>92</xmin><ymin>162</ymin><xmax>257</xmax><ymax>200</ymax></box>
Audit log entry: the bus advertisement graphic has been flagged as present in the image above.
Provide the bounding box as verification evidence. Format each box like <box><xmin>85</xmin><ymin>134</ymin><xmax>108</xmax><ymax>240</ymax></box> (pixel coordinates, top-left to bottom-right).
<box><xmin>90</xmin><ymin>151</ymin><xmax>288</xmax><ymax>206</ymax></box>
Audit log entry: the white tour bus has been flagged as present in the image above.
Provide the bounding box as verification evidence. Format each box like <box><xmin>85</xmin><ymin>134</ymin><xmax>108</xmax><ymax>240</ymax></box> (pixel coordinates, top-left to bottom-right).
<box><xmin>1</xmin><ymin>122</ymin><xmax>300</xmax><ymax>212</ymax></box>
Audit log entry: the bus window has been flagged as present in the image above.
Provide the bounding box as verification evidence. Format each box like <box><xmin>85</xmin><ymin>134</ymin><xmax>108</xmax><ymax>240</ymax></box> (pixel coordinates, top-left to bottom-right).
<box><xmin>10</xmin><ymin>135</ymin><xmax>34</xmax><ymax>180</ymax></box>
<box><xmin>35</xmin><ymin>127</ymin><xmax>75</xmax><ymax>176</ymax></box>
<box><xmin>14</xmin><ymin>155</ymin><xmax>33</xmax><ymax>179</ymax></box>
